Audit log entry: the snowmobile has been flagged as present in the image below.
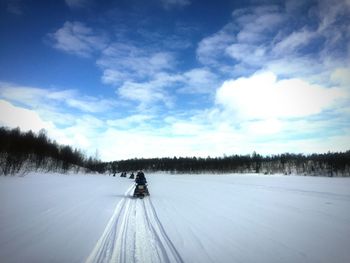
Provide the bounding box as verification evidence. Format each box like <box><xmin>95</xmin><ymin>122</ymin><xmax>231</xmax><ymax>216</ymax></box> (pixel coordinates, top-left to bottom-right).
<box><xmin>133</xmin><ymin>183</ymin><xmax>150</xmax><ymax>199</ymax></box>
<box><xmin>133</xmin><ymin>171</ymin><xmax>150</xmax><ymax>198</ymax></box>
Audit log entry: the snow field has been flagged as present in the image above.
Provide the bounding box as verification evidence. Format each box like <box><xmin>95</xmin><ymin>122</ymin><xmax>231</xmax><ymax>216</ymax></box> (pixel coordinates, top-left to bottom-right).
<box><xmin>0</xmin><ymin>173</ymin><xmax>131</xmax><ymax>263</ymax></box>
<box><xmin>147</xmin><ymin>173</ymin><xmax>350</xmax><ymax>263</ymax></box>
<box><xmin>1</xmin><ymin>172</ymin><xmax>350</xmax><ymax>263</ymax></box>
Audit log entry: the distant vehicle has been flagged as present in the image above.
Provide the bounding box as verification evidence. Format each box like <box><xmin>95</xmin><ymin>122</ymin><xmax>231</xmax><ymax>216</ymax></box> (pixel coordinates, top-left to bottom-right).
<box><xmin>120</xmin><ymin>172</ymin><xmax>127</xmax><ymax>177</ymax></box>
<box><xmin>129</xmin><ymin>172</ymin><xmax>135</xmax><ymax>179</ymax></box>
<box><xmin>133</xmin><ymin>171</ymin><xmax>150</xmax><ymax>198</ymax></box>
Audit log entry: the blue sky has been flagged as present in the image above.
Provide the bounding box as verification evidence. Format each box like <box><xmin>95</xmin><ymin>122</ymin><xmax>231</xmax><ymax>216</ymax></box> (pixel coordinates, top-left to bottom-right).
<box><xmin>0</xmin><ymin>0</ymin><xmax>349</xmax><ymax>161</ymax></box>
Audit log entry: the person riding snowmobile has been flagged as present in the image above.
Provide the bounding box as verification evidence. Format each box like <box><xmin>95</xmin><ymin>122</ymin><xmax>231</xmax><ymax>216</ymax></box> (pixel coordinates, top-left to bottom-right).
<box><xmin>133</xmin><ymin>171</ymin><xmax>149</xmax><ymax>197</ymax></box>
<box><xmin>135</xmin><ymin>171</ymin><xmax>147</xmax><ymax>185</ymax></box>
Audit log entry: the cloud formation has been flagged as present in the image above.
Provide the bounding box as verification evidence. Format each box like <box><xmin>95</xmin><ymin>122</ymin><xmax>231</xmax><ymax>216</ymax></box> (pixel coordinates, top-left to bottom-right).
<box><xmin>215</xmin><ymin>71</ymin><xmax>348</xmax><ymax>119</ymax></box>
<box><xmin>0</xmin><ymin>100</ymin><xmax>52</xmax><ymax>132</ymax></box>
<box><xmin>48</xmin><ymin>21</ymin><xmax>108</xmax><ymax>57</ymax></box>
<box><xmin>197</xmin><ymin>0</ymin><xmax>350</xmax><ymax>83</ymax></box>
<box><xmin>16</xmin><ymin>1</ymin><xmax>348</xmax><ymax>160</ymax></box>
<box><xmin>0</xmin><ymin>82</ymin><xmax>116</xmax><ymax>114</ymax></box>
<box><xmin>98</xmin><ymin>43</ymin><xmax>175</xmax><ymax>84</ymax></box>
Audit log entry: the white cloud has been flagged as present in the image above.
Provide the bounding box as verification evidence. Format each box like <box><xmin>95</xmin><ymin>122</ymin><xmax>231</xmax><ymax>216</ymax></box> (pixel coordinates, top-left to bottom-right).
<box><xmin>215</xmin><ymin>71</ymin><xmax>348</xmax><ymax>119</ymax></box>
<box><xmin>197</xmin><ymin>28</ymin><xmax>235</xmax><ymax>65</ymax></box>
<box><xmin>3</xmin><ymin>1</ymin><xmax>349</xmax><ymax>160</ymax></box>
<box><xmin>98</xmin><ymin>42</ymin><xmax>218</xmax><ymax>109</ymax></box>
<box><xmin>197</xmin><ymin>0</ymin><xmax>350</xmax><ymax>84</ymax></box>
<box><xmin>101</xmin><ymin>69</ymin><xmax>129</xmax><ymax>86</ymax></box>
<box><xmin>181</xmin><ymin>68</ymin><xmax>218</xmax><ymax>93</ymax></box>
<box><xmin>170</xmin><ymin>121</ymin><xmax>205</xmax><ymax>136</ymax></box>
<box><xmin>98</xmin><ymin>43</ymin><xmax>175</xmax><ymax>84</ymax></box>
<box><xmin>233</xmin><ymin>6</ymin><xmax>285</xmax><ymax>43</ymax></box>
<box><xmin>118</xmin><ymin>81</ymin><xmax>169</xmax><ymax>108</ymax></box>
<box><xmin>0</xmin><ymin>82</ymin><xmax>116</xmax><ymax>114</ymax></box>
<box><xmin>1</xmin><ymin>91</ymin><xmax>348</xmax><ymax>161</ymax></box>
<box><xmin>244</xmin><ymin>118</ymin><xmax>283</xmax><ymax>135</ymax></box>
<box><xmin>106</xmin><ymin>114</ymin><xmax>154</xmax><ymax>128</ymax></box>
<box><xmin>226</xmin><ymin>43</ymin><xmax>266</xmax><ymax>65</ymax></box>
<box><xmin>50</xmin><ymin>107</ymin><xmax>350</xmax><ymax>161</ymax></box>
<box><xmin>65</xmin><ymin>97</ymin><xmax>115</xmax><ymax>113</ymax></box>
<box><xmin>48</xmin><ymin>21</ymin><xmax>108</xmax><ymax>57</ymax></box>
<box><xmin>117</xmin><ymin>72</ymin><xmax>182</xmax><ymax>109</ymax></box>
<box><xmin>0</xmin><ymin>96</ymin><xmax>109</xmax><ymax>157</ymax></box>
<box><xmin>51</xmin><ymin>115</ymin><xmax>105</xmax><ymax>148</ymax></box>
<box><xmin>197</xmin><ymin>6</ymin><xmax>285</xmax><ymax>67</ymax></box>
<box><xmin>331</xmin><ymin>67</ymin><xmax>350</xmax><ymax>86</ymax></box>
<box><xmin>272</xmin><ymin>28</ymin><xmax>317</xmax><ymax>55</ymax></box>
<box><xmin>114</xmin><ymin>67</ymin><xmax>219</xmax><ymax>108</ymax></box>
<box><xmin>96</xmin><ymin>109</ymin><xmax>350</xmax><ymax>161</ymax></box>
<box><xmin>316</xmin><ymin>0</ymin><xmax>350</xmax><ymax>32</ymax></box>
<box><xmin>97</xmin><ymin>125</ymin><xmax>242</xmax><ymax>161</ymax></box>
<box><xmin>0</xmin><ymin>100</ymin><xmax>53</xmax><ymax>132</ymax></box>
<box><xmin>96</xmin><ymin>129</ymin><xmax>182</xmax><ymax>161</ymax></box>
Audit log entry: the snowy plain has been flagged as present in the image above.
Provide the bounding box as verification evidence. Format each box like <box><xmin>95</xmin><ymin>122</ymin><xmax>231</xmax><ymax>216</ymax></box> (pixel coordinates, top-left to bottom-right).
<box><xmin>0</xmin><ymin>172</ymin><xmax>350</xmax><ymax>263</ymax></box>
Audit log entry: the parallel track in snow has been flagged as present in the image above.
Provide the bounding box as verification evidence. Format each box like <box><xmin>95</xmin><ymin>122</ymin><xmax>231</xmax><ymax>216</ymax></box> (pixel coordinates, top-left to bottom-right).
<box><xmin>85</xmin><ymin>185</ymin><xmax>183</xmax><ymax>263</ymax></box>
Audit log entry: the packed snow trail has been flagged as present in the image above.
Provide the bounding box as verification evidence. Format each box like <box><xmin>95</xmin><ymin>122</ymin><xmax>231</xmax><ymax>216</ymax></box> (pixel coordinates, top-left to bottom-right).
<box><xmin>85</xmin><ymin>184</ymin><xmax>183</xmax><ymax>263</ymax></box>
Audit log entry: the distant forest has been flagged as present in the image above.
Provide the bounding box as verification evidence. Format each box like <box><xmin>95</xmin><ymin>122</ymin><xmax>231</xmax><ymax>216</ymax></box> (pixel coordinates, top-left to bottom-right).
<box><xmin>106</xmin><ymin>152</ymin><xmax>350</xmax><ymax>177</ymax></box>
<box><xmin>1</xmin><ymin>126</ymin><xmax>349</xmax><ymax>176</ymax></box>
<box><xmin>0</xmin><ymin>127</ymin><xmax>104</xmax><ymax>175</ymax></box>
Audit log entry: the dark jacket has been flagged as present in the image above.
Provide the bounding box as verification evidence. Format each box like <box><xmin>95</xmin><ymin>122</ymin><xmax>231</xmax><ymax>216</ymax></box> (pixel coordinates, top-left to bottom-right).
<box><xmin>135</xmin><ymin>172</ymin><xmax>147</xmax><ymax>185</ymax></box>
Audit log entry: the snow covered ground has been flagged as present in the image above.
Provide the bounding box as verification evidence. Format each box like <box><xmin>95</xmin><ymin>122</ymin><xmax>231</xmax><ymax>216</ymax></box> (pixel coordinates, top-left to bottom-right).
<box><xmin>1</xmin><ymin>172</ymin><xmax>350</xmax><ymax>263</ymax></box>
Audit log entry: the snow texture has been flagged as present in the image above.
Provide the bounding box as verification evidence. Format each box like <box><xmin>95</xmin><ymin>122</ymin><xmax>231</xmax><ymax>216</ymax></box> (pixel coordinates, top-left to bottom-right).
<box><xmin>1</xmin><ymin>172</ymin><xmax>350</xmax><ymax>263</ymax></box>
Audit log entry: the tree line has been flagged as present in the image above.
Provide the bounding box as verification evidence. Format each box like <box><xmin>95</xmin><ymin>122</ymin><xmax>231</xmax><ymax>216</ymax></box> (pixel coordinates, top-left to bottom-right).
<box><xmin>105</xmin><ymin>151</ymin><xmax>350</xmax><ymax>177</ymax></box>
<box><xmin>2</xmin><ymin>126</ymin><xmax>349</xmax><ymax>177</ymax></box>
<box><xmin>0</xmin><ymin>127</ymin><xmax>105</xmax><ymax>175</ymax></box>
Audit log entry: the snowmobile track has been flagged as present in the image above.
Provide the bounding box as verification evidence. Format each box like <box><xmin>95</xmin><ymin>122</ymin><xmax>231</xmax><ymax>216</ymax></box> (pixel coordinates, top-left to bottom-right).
<box><xmin>85</xmin><ymin>185</ymin><xmax>183</xmax><ymax>263</ymax></box>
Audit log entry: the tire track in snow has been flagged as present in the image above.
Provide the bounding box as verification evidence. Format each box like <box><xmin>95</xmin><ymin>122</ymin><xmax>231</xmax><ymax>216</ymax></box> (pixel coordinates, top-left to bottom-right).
<box><xmin>85</xmin><ymin>185</ymin><xmax>135</xmax><ymax>263</ymax></box>
<box><xmin>143</xmin><ymin>198</ymin><xmax>184</xmax><ymax>263</ymax></box>
<box><xmin>85</xmin><ymin>185</ymin><xmax>183</xmax><ymax>263</ymax></box>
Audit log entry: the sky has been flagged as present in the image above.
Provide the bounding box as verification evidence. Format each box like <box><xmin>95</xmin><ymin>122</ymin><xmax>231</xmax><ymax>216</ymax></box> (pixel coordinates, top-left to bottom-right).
<box><xmin>0</xmin><ymin>0</ymin><xmax>349</xmax><ymax>161</ymax></box>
